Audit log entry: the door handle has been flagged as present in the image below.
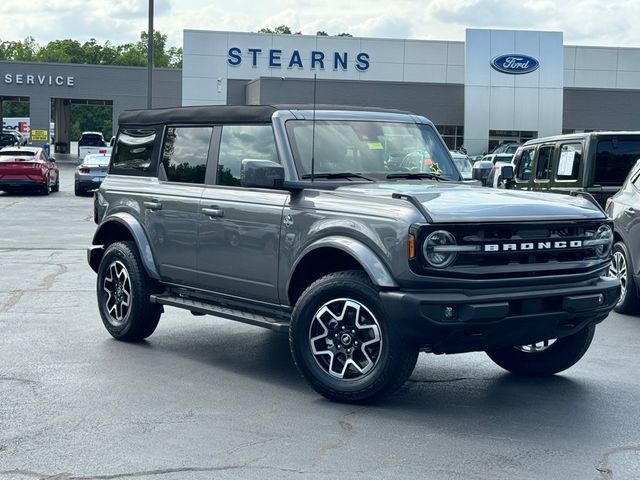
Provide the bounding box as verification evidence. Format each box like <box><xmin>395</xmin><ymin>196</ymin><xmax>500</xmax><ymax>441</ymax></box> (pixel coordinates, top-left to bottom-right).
<box><xmin>202</xmin><ymin>207</ymin><xmax>224</xmax><ymax>218</ymax></box>
<box><xmin>624</xmin><ymin>207</ymin><xmax>636</xmax><ymax>216</ymax></box>
<box><xmin>143</xmin><ymin>200</ymin><xmax>162</xmax><ymax>211</ymax></box>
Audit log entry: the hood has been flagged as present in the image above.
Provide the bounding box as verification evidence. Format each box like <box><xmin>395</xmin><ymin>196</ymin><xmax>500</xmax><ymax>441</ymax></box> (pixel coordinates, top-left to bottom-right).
<box><xmin>335</xmin><ymin>182</ymin><xmax>606</xmax><ymax>223</ymax></box>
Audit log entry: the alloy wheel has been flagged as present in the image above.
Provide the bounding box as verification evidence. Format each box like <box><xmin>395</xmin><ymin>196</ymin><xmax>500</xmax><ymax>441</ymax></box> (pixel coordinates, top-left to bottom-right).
<box><xmin>102</xmin><ymin>260</ymin><xmax>132</xmax><ymax>326</ymax></box>
<box><xmin>609</xmin><ymin>250</ymin><xmax>628</xmax><ymax>304</ymax></box>
<box><xmin>514</xmin><ymin>339</ymin><xmax>557</xmax><ymax>353</ymax></box>
<box><xmin>309</xmin><ymin>298</ymin><xmax>382</xmax><ymax>380</ymax></box>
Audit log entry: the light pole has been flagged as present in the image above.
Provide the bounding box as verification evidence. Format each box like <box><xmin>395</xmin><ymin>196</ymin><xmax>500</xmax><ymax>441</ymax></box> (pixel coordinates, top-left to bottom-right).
<box><xmin>147</xmin><ymin>0</ymin><xmax>154</xmax><ymax>108</ymax></box>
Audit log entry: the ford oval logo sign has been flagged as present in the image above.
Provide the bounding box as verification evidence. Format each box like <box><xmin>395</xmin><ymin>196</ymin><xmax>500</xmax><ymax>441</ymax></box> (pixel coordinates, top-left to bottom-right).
<box><xmin>491</xmin><ymin>54</ymin><xmax>539</xmax><ymax>75</ymax></box>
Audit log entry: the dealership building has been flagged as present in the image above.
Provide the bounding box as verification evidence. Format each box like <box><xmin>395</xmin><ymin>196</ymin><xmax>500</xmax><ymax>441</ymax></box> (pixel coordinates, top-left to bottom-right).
<box><xmin>3</xmin><ymin>28</ymin><xmax>640</xmax><ymax>154</ymax></box>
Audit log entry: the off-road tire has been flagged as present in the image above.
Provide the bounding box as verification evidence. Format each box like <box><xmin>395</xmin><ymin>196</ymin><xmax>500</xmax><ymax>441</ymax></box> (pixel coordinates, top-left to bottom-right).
<box><xmin>96</xmin><ymin>241</ymin><xmax>162</xmax><ymax>341</ymax></box>
<box><xmin>610</xmin><ymin>241</ymin><xmax>639</xmax><ymax>314</ymax></box>
<box><xmin>289</xmin><ymin>270</ymin><xmax>418</xmax><ymax>403</ymax></box>
<box><xmin>486</xmin><ymin>324</ymin><xmax>596</xmax><ymax>377</ymax></box>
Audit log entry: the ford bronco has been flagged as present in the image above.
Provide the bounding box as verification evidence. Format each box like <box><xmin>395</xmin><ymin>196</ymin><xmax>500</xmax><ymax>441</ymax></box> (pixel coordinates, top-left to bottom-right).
<box><xmin>88</xmin><ymin>105</ymin><xmax>619</xmax><ymax>403</ymax></box>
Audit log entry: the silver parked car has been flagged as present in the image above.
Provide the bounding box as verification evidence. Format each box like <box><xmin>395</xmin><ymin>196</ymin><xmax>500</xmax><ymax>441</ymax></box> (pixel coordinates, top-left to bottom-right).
<box><xmin>75</xmin><ymin>152</ymin><xmax>110</xmax><ymax>196</ymax></box>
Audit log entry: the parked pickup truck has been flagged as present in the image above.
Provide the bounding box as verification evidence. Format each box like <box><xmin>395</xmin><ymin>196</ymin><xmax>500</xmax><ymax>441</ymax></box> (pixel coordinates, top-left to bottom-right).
<box><xmin>78</xmin><ymin>131</ymin><xmax>112</xmax><ymax>160</ymax></box>
<box><xmin>88</xmin><ymin>105</ymin><xmax>620</xmax><ymax>403</ymax></box>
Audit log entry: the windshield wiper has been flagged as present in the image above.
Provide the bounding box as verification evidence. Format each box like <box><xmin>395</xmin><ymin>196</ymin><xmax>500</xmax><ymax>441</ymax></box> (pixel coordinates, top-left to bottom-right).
<box><xmin>301</xmin><ymin>172</ymin><xmax>375</xmax><ymax>181</ymax></box>
<box><xmin>386</xmin><ymin>172</ymin><xmax>449</xmax><ymax>181</ymax></box>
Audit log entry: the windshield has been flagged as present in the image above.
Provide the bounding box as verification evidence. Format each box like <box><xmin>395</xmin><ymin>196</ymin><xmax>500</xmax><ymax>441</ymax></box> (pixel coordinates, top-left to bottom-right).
<box><xmin>286</xmin><ymin>120</ymin><xmax>460</xmax><ymax>180</ymax></box>
<box><xmin>493</xmin><ymin>143</ymin><xmax>519</xmax><ymax>154</ymax></box>
<box><xmin>79</xmin><ymin>134</ymin><xmax>105</xmax><ymax>146</ymax></box>
<box><xmin>0</xmin><ymin>150</ymin><xmax>35</xmax><ymax>157</ymax></box>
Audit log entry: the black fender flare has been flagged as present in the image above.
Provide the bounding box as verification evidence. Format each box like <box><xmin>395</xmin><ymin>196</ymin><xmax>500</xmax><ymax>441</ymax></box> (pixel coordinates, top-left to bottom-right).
<box><xmin>88</xmin><ymin>212</ymin><xmax>160</xmax><ymax>280</ymax></box>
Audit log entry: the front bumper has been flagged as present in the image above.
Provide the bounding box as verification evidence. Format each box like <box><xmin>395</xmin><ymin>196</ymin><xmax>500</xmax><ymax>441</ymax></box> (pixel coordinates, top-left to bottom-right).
<box><xmin>380</xmin><ymin>275</ymin><xmax>620</xmax><ymax>354</ymax></box>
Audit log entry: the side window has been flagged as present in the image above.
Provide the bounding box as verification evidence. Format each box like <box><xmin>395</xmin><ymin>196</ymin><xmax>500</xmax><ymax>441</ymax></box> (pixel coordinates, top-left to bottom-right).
<box><xmin>161</xmin><ymin>127</ymin><xmax>212</xmax><ymax>184</ymax></box>
<box><xmin>633</xmin><ymin>173</ymin><xmax>640</xmax><ymax>190</ymax></box>
<box><xmin>111</xmin><ymin>128</ymin><xmax>158</xmax><ymax>175</ymax></box>
<box><xmin>535</xmin><ymin>145</ymin><xmax>555</xmax><ymax>180</ymax></box>
<box><xmin>515</xmin><ymin>148</ymin><xmax>535</xmax><ymax>181</ymax></box>
<box><xmin>556</xmin><ymin>143</ymin><xmax>582</xmax><ymax>181</ymax></box>
<box><xmin>595</xmin><ymin>139</ymin><xmax>640</xmax><ymax>185</ymax></box>
<box><xmin>217</xmin><ymin>125</ymin><xmax>278</xmax><ymax>186</ymax></box>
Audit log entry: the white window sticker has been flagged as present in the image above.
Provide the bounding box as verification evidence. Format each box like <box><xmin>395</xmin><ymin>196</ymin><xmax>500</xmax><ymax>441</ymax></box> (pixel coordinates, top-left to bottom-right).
<box><xmin>558</xmin><ymin>150</ymin><xmax>576</xmax><ymax>176</ymax></box>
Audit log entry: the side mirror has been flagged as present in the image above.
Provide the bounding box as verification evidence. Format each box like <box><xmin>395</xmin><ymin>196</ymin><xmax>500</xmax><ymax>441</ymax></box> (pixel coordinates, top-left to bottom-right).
<box><xmin>240</xmin><ymin>159</ymin><xmax>285</xmax><ymax>189</ymax></box>
<box><xmin>50</xmin><ymin>157</ymin><xmax>56</xmax><ymax>162</ymax></box>
<box><xmin>472</xmin><ymin>160</ymin><xmax>493</xmax><ymax>187</ymax></box>
<box><xmin>501</xmin><ymin>165</ymin><xmax>514</xmax><ymax>180</ymax></box>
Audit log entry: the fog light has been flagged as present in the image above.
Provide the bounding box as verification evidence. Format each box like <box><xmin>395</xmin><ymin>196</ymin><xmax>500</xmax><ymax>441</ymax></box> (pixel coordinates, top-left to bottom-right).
<box><xmin>444</xmin><ymin>306</ymin><xmax>456</xmax><ymax>320</ymax></box>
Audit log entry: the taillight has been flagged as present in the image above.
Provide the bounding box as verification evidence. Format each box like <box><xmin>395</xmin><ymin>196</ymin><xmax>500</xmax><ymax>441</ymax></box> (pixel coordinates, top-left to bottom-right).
<box><xmin>99</xmin><ymin>148</ymin><xmax>107</xmax><ymax>154</ymax></box>
<box><xmin>80</xmin><ymin>167</ymin><xmax>90</xmax><ymax>174</ymax></box>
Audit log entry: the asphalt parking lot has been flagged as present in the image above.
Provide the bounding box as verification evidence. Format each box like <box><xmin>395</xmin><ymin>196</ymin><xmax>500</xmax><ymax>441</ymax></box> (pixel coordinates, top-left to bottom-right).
<box><xmin>1</xmin><ymin>162</ymin><xmax>639</xmax><ymax>480</ymax></box>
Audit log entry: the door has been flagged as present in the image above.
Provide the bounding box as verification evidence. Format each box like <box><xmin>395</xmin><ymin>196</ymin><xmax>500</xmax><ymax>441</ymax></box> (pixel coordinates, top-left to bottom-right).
<box><xmin>512</xmin><ymin>146</ymin><xmax>536</xmax><ymax>190</ymax></box>
<box><xmin>532</xmin><ymin>144</ymin><xmax>555</xmax><ymax>193</ymax></box>
<box><xmin>145</xmin><ymin>126</ymin><xmax>213</xmax><ymax>285</ymax></box>
<box><xmin>197</xmin><ymin>124</ymin><xmax>288</xmax><ymax>304</ymax></box>
<box><xmin>551</xmin><ymin>142</ymin><xmax>583</xmax><ymax>196</ymax></box>
<box><xmin>613</xmin><ymin>171</ymin><xmax>640</xmax><ymax>280</ymax></box>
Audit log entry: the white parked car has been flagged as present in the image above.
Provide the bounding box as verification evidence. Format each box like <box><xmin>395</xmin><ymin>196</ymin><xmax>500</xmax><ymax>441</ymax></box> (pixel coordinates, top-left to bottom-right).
<box><xmin>78</xmin><ymin>131</ymin><xmax>111</xmax><ymax>160</ymax></box>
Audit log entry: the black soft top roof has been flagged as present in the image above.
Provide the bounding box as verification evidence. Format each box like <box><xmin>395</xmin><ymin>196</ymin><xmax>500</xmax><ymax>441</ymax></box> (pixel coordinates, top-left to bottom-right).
<box><xmin>118</xmin><ymin>104</ymin><xmax>410</xmax><ymax>126</ymax></box>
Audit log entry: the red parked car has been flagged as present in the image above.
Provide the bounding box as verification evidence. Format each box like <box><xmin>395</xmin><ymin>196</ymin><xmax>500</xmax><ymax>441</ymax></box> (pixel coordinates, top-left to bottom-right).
<box><xmin>0</xmin><ymin>146</ymin><xmax>59</xmax><ymax>195</ymax></box>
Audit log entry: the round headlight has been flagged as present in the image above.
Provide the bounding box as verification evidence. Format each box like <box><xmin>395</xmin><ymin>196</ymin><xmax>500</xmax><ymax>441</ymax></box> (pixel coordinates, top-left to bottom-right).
<box><xmin>594</xmin><ymin>224</ymin><xmax>613</xmax><ymax>258</ymax></box>
<box><xmin>423</xmin><ymin>230</ymin><xmax>457</xmax><ymax>268</ymax></box>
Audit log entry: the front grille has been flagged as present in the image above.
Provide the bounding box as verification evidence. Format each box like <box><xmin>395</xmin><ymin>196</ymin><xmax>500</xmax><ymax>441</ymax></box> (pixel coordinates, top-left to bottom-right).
<box><xmin>410</xmin><ymin>220</ymin><xmax>610</xmax><ymax>279</ymax></box>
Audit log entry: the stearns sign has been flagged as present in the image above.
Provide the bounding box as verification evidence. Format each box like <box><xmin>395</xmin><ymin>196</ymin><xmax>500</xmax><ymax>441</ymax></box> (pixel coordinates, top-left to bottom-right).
<box><xmin>227</xmin><ymin>47</ymin><xmax>371</xmax><ymax>72</ymax></box>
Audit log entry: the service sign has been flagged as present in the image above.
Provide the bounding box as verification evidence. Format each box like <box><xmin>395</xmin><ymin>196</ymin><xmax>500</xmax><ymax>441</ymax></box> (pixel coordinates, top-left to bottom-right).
<box><xmin>491</xmin><ymin>54</ymin><xmax>539</xmax><ymax>75</ymax></box>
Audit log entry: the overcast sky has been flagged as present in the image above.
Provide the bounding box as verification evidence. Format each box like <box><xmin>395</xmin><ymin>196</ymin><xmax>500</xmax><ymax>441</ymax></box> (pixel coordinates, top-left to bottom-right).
<box><xmin>3</xmin><ymin>0</ymin><xmax>640</xmax><ymax>49</ymax></box>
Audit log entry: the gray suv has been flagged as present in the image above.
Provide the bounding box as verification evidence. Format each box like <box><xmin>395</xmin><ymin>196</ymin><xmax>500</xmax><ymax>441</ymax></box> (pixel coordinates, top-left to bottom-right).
<box><xmin>88</xmin><ymin>105</ymin><xmax>620</xmax><ymax>403</ymax></box>
<box><xmin>606</xmin><ymin>159</ymin><xmax>640</xmax><ymax>314</ymax></box>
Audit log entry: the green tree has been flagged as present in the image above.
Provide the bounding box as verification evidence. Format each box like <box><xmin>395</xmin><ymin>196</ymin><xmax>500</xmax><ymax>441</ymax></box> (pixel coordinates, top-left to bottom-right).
<box><xmin>0</xmin><ymin>31</ymin><xmax>181</xmax><ymax>68</ymax></box>
<box><xmin>167</xmin><ymin>46</ymin><xmax>183</xmax><ymax>68</ymax></box>
<box><xmin>257</xmin><ymin>26</ymin><xmax>350</xmax><ymax>37</ymax></box>
<box><xmin>69</xmin><ymin>105</ymin><xmax>112</xmax><ymax>140</ymax></box>
<box><xmin>37</xmin><ymin>39</ymin><xmax>85</xmax><ymax>63</ymax></box>
<box><xmin>113</xmin><ymin>31</ymin><xmax>172</xmax><ymax>67</ymax></box>
<box><xmin>258</xmin><ymin>25</ymin><xmax>302</xmax><ymax>35</ymax></box>
<box><xmin>0</xmin><ymin>37</ymin><xmax>39</xmax><ymax>61</ymax></box>
<box><xmin>2</xmin><ymin>101</ymin><xmax>29</xmax><ymax>117</ymax></box>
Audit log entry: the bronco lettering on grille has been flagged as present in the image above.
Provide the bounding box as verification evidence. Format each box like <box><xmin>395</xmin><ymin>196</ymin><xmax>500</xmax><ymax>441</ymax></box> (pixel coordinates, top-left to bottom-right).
<box><xmin>484</xmin><ymin>240</ymin><xmax>583</xmax><ymax>252</ymax></box>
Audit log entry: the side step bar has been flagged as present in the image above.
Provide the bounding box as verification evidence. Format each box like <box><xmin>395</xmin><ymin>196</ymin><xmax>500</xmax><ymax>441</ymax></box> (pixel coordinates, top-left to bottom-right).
<box><xmin>150</xmin><ymin>293</ymin><xmax>290</xmax><ymax>333</ymax></box>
